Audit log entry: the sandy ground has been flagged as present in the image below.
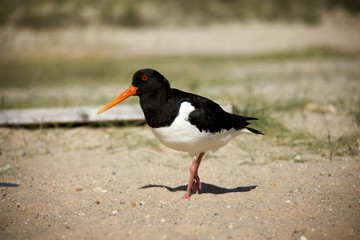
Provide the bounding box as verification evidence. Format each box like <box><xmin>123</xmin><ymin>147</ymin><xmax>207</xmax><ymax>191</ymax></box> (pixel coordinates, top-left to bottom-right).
<box><xmin>0</xmin><ymin>121</ymin><xmax>359</xmax><ymax>240</ymax></box>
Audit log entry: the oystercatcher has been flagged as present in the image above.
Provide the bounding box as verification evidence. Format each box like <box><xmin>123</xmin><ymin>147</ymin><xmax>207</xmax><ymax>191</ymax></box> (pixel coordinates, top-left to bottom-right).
<box><xmin>97</xmin><ymin>68</ymin><xmax>263</xmax><ymax>202</ymax></box>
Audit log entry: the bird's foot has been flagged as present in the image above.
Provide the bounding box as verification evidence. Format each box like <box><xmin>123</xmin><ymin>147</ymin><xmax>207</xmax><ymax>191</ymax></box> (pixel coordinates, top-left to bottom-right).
<box><xmin>173</xmin><ymin>193</ymin><xmax>191</xmax><ymax>203</ymax></box>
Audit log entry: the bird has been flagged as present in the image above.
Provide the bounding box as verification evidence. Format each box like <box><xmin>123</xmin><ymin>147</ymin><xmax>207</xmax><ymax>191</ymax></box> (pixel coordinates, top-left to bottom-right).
<box><xmin>97</xmin><ymin>68</ymin><xmax>263</xmax><ymax>202</ymax></box>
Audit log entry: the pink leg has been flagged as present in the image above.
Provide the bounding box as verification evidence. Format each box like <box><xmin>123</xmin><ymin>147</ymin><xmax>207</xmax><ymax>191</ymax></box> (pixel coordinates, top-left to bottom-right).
<box><xmin>174</xmin><ymin>152</ymin><xmax>205</xmax><ymax>202</ymax></box>
<box><xmin>192</xmin><ymin>165</ymin><xmax>202</xmax><ymax>193</ymax></box>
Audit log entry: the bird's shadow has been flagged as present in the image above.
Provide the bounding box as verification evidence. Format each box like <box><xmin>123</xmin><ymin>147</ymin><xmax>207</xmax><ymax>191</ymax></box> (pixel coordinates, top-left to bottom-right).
<box><xmin>0</xmin><ymin>182</ymin><xmax>20</xmax><ymax>188</ymax></box>
<box><xmin>140</xmin><ymin>182</ymin><xmax>257</xmax><ymax>195</ymax></box>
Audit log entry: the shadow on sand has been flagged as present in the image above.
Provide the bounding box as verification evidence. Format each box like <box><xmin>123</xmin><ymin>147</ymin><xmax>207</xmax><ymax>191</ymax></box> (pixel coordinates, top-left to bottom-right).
<box><xmin>0</xmin><ymin>182</ymin><xmax>20</xmax><ymax>188</ymax></box>
<box><xmin>140</xmin><ymin>183</ymin><xmax>257</xmax><ymax>195</ymax></box>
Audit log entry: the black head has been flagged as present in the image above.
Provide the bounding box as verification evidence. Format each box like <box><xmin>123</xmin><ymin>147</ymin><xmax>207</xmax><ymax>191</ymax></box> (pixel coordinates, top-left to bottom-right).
<box><xmin>97</xmin><ymin>68</ymin><xmax>171</xmax><ymax>114</ymax></box>
<box><xmin>132</xmin><ymin>69</ymin><xmax>171</xmax><ymax>96</ymax></box>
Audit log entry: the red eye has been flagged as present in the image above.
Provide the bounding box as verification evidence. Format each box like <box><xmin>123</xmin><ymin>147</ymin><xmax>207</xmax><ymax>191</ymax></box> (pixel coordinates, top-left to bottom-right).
<box><xmin>142</xmin><ymin>75</ymin><xmax>148</xmax><ymax>81</ymax></box>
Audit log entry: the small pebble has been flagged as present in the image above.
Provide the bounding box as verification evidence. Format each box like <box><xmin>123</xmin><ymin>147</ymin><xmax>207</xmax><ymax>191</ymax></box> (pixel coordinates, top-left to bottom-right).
<box><xmin>94</xmin><ymin>187</ymin><xmax>107</xmax><ymax>193</ymax></box>
<box><xmin>269</xmin><ymin>182</ymin><xmax>276</xmax><ymax>186</ymax></box>
<box><xmin>130</xmin><ymin>202</ymin><xmax>136</xmax><ymax>207</ymax></box>
<box><xmin>120</xmin><ymin>201</ymin><xmax>126</xmax><ymax>205</ymax></box>
<box><xmin>313</xmin><ymin>188</ymin><xmax>321</xmax><ymax>193</ymax></box>
<box><xmin>212</xmin><ymin>213</ymin><xmax>219</xmax><ymax>217</ymax></box>
<box><xmin>75</xmin><ymin>187</ymin><xmax>83</xmax><ymax>192</ymax></box>
<box><xmin>285</xmin><ymin>200</ymin><xmax>291</xmax><ymax>203</ymax></box>
<box><xmin>95</xmin><ymin>200</ymin><xmax>100</xmax><ymax>205</ymax></box>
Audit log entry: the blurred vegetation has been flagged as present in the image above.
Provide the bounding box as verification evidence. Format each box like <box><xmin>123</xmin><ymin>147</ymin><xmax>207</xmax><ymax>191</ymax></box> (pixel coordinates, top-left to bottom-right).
<box><xmin>0</xmin><ymin>0</ymin><xmax>359</xmax><ymax>29</ymax></box>
<box><xmin>1</xmin><ymin>46</ymin><xmax>358</xmax><ymax>89</ymax></box>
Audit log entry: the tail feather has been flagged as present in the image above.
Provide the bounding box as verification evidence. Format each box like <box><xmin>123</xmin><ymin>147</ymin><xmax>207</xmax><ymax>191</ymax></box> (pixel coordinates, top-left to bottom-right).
<box><xmin>245</xmin><ymin>127</ymin><xmax>264</xmax><ymax>135</ymax></box>
<box><xmin>244</xmin><ymin>116</ymin><xmax>258</xmax><ymax>121</ymax></box>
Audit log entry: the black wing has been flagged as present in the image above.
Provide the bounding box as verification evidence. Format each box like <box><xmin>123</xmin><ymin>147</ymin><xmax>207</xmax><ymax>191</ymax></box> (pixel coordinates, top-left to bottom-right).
<box><xmin>168</xmin><ymin>88</ymin><xmax>263</xmax><ymax>134</ymax></box>
<box><xmin>177</xmin><ymin>92</ymin><xmax>253</xmax><ymax>133</ymax></box>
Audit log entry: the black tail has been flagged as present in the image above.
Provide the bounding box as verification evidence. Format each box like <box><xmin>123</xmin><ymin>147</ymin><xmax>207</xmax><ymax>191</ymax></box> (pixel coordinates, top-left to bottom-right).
<box><xmin>246</xmin><ymin>127</ymin><xmax>264</xmax><ymax>135</ymax></box>
<box><xmin>244</xmin><ymin>116</ymin><xmax>263</xmax><ymax>135</ymax></box>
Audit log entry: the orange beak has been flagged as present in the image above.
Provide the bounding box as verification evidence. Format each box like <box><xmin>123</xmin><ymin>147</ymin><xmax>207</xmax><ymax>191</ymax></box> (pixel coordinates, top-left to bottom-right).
<box><xmin>97</xmin><ymin>85</ymin><xmax>138</xmax><ymax>114</ymax></box>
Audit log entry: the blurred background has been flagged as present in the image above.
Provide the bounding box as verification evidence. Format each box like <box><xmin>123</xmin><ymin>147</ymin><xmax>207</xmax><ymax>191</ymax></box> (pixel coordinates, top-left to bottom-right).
<box><xmin>0</xmin><ymin>0</ymin><xmax>359</xmax><ymax>113</ymax></box>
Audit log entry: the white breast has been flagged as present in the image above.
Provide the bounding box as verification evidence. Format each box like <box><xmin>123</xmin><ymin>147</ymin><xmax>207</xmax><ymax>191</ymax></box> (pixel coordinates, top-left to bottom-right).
<box><xmin>150</xmin><ymin>102</ymin><xmax>244</xmax><ymax>157</ymax></box>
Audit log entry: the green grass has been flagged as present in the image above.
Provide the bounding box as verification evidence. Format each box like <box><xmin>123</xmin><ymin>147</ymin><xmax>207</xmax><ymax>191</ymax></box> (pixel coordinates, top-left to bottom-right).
<box><xmin>236</xmin><ymin>99</ymin><xmax>360</xmax><ymax>159</ymax></box>
<box><xmin>254</xmin><ymin>114</ymin><xmax>359</xmax><ymax>159</ymax></box>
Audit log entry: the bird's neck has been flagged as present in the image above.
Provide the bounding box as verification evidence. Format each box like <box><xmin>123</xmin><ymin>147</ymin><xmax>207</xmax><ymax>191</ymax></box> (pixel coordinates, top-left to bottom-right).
<box><xmin>139</xmin><ymin>89</ymin><xmax>169</xmax><ymax>111</ymax></box>
<box><xmin>139</xmin><ymin>89</ymin><xmax>180</xmax><ymax>128</ymax></box>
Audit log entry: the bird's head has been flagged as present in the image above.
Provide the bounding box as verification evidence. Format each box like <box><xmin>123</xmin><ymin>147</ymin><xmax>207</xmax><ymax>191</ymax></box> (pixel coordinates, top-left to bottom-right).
<box><xmin>97</xmin><ymin>68</ymin><xmax>170</xmax><ymax>114</ymax></box>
